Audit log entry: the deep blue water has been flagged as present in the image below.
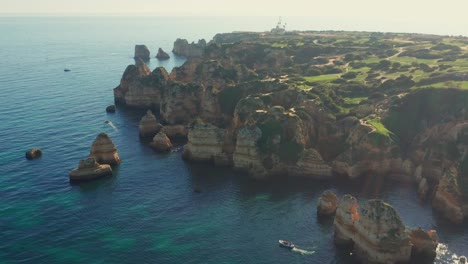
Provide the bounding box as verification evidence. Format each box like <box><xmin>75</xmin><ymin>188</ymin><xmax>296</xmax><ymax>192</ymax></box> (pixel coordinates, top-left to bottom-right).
<box><xmin>0</xmin><ymin>17</ymin><xmax>467</xmax><ymax>263</ymax></box>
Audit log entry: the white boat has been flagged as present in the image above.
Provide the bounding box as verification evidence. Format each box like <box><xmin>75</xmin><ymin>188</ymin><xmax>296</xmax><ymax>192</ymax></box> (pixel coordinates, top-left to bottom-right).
<box><xmin>279</xmin><ymin>240</ymin><xmax>295</xmax><ymax>249</ymax></box>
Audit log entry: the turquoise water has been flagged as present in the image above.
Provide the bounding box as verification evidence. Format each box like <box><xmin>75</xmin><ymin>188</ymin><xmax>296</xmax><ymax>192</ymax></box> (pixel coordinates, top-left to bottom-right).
<box><xmin>0</xmin><ymin>17</ymin><xmax>467</xmax><ymax>263</ymax></box>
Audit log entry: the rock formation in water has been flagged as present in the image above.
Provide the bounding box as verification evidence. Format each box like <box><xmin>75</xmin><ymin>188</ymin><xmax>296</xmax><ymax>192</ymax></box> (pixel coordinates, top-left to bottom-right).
<box><xmin>134</xmin><ymin>45</ymin><xmax>150</xmax><ymax>61</ymax></box>
<box><xmin>89</xmin><ymin>133</ymin><xmax>121</xmax><ymax>165</ymax></box>
<box><xmin>106</xmin><ymin>105</ymin><xmax>116</xmax><ymax>113</ymax></box>
<box><xmin>139</xmin><ymin>110</ymin><xmax>162</xmax><ymax>138</ymax></box>
<box><xmin>317</xmin><ymin>190</ymin><xmax>339</xmax><ymax>216</ymax></box>
<box><xmin>69</xmin><ymin>157</ymin><xmax>112</xmax><ymax>181</ymax></box>
<box><xmin>150</xmin><ymin>132</ymin><xmax>172</xmax><ymax>152</ymax></box>
<box><xmin>172</xmin><ymin>38</ymin><xmax>206</xmax><ymax>58</ymax></box>
<box><xmin>114</xmin><ymin>61</ymin><xmax>168</xmax><ymax>108</ymax></box>
<box><xmin>156</xmin><ymin>48</ymin><xmax>170</xmax><ymax>60</ymax></box>
<box><xmin>25</xmin><ymin>148</ymin><xmax>42</xmax><ymax>160</ymax></box>
<box><xmin>409</xmin><ymin>228</ymin><xmax>438</xmax><ymax>262</ymax></box>
<box><xmin>334</xmin><ymin>195</ymin><xmax>413</xmax><ymax>263</ymax></box>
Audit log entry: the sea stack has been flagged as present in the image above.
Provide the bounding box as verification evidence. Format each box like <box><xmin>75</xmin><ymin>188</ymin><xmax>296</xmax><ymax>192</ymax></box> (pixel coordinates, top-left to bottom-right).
<box><xmin>317</xmin><ymin>190</ymin><xmax>339</xmax><ymax>216</ymax></box>
<box><xmin>25</xmin><ymin>148</ymin><xmax>42</xmax><ymax>160</ymax></box>
<box><xmin>89</xmin><ymin>133</ymin><xmax>121</xmax><ymax>165</ymax></box>
<box><xmin>139</xmin><ymin>110</ymin><xmax>162</xmax><ymax>138</ymax></box>
<box><xmin>156</xmin><ymin>48</ymin><xmax>170</xmax><ymax>60</ymax></box>
<box><xmin>150</xmin><ymin>132</ymin><xmax>173</xmax><ymax>152</ymax></box>
<box><xmin>69</xmin><ymin>157</ymin><xmax>112</xmax><ymax>181</ymax></box>
<box><xmin>134</xmin><ymin>45</ymin><xmax>150</xmax><ymax>61</ymax></box>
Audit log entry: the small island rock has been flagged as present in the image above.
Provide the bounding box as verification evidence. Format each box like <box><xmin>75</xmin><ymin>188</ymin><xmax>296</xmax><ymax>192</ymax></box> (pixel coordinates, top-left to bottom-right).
<box><xmin>317</xmin><ymin>190</ymin><xmax>339</xmax><ymax>216</ymax></box>
<box><xmin>134</xmin><ymin>45</ymin><xmax>150</xmax><ymax>61</ymax></box>
<box><xmin>139</xmin><ymin>110</ymin><xmax>162</xmax><ymax>138</ymax></box>
<box><xmin>150</xmin><ymin>132</ymin><xmax>173</xmax><ymax>152</ymax></box>
<box><xmin>156</xmin><ymin>48</ymin><xmax>170</xmax><ymax>60</ymax></box>
<box><xmin>89</xmin><ymin>133</ymin><xmax>121</xmax><ymax>165</ymax></box>
<box><xmin>69</xmin><ymin>157</ymin><xmax>112</xmax><ymax>181</ymax></box>
<box><xmin>25</xmin><ymin>148</ymin><xmax>42</xmax><ymax>160</ymax></box>
<box><xmin>106</xmin><ymin>105</ymin><xmax>116</xmax><ymax>113</ymax></box>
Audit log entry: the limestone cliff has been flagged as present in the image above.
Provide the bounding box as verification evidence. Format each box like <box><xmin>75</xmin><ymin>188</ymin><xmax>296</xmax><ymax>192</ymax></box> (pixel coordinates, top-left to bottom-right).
<box><xmin>334</xmin><ymin>196</ymin><xmax>412</xmax><ymax>263</ymax></box>
<box><xmin>232</xmin><ymin>126</ymin><xmax>266</xmax><ymax>178</ymax></box>
<box><xmin>182</xmin><ymin>123</ymin><xmax>231</xmax><ymax>166</ymax></box>
<box><xmin>172</xmin><ymin>38</ymin><xmax>206</xmax><ymax>58</ymax></box>
<box><xmin>114</xmin><ymin>61</ymin><xmax>169</xmax><ymax>108</ymax></box>
<box><xmin>89</xmin><ymin>133</ymin><xmax>121</xmax><ymax>165</ymax></box>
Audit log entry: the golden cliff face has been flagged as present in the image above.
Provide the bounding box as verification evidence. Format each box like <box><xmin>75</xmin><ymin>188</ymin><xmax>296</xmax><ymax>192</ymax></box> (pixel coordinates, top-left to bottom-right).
<box><xmin>182</xmin><ymin>123</ymin><xmax>231</xmax><ymax>166</ymax></box>
<box><xmin>232</xmin><ymin>126</ymin><xmax>266</xmax><ymax>178</ymax></box>
<box><xmin>89</xmin><ymin>133</ymin><xmax>120</xmax><ymax>165</ymax></box>
<box><xmin>334</xmin><ymin>195</ymin><xmax>413</xmax><ymax>264</ymax></box>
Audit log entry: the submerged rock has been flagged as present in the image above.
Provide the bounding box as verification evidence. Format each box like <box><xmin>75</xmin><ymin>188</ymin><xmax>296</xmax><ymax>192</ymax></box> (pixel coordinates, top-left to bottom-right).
<box><xmin>156</xmin><ymin>48</ymin><xmax>170</xmax><ymax>60</ymax></box>
<box><xmin>25</xmin><ymin>148</ymin><xmax>42</xmax><ymax>160</ymax></box>
<box><xmin>89</xmin><ymin>133</ymin><xmax>121</xmax><ymax>165</ymax></box>
<box><xmin>134</xmin><ymin>45</ymin><xmax>150</xmax><ymax>60</ymax></box>
<box><xmin>150</xmin><ymin>132</ymin><xmax>173</xmax><ymax>152</ymax></box>
<box><xmin>139</xmin><ymin>110</ymin><xmax>162</xmax><ymax>138</ymax></box>
<box><xmin>69</xmin><ymin>157</ymin><xmax>112</xmax><ymax>181</ymax></box>
<box><xmin>317</xmin><ymin>190</ymin><xmax>339</xmax><ymax>216</ymax></box>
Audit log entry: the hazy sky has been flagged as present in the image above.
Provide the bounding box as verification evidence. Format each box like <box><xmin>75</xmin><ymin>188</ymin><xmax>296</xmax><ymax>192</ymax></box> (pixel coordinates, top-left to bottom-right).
<box><xmin>1</xmin><ymin>0</ymin><xmax>467</xmax><ymax>21</ymax></box>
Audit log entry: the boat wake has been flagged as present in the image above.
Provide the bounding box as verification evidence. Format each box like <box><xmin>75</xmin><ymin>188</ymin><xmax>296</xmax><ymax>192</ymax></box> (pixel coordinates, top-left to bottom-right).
<box><xmin>291</xmin><ymin>247</ymin><xmax>315</xmax><ymax>255</ymax></box>
<box><xmin>105</xmin><ymin>121</ymin><xmax>118</xmax><ymax>131</ymax></box>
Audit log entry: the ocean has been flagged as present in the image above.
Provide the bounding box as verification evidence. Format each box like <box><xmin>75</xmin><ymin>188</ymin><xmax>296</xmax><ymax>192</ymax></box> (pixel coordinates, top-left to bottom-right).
<box><xmin>0</xmin><ymin>16</ymin><xmax>467</xmax><ymax>263</ymax></box>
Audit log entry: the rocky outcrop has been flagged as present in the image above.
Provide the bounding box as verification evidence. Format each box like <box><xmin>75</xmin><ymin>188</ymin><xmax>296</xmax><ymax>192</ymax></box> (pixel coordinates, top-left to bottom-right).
<box><xmin>332</xmin><ymin>120</ymin><xmax>409</xmax><ymax>180</ymax></box>
<box><xmin>150</xmin><ymin>132</ymin><xmax>172</xmax><ymax>152</ymax></box>
<box><xmin>25</xmin><ymin>148</ymin><xmax>42</xmax><ymax>160</ymax></box>
<box><xmin>160</xmin><ymin>125</ymin><xmax>188</xmax><ymax>139</ymax></box>
<box><xmin>182</xmin><ymin>123</ymin><xmax>231</xmax><ymax>165</ymax></box>
<box><xmin>289</xmin><ymin>148</ymin><xmax>332</xmax><ymax>178</ymax></box>
<box><xmin>172</xmin><ymin>38</ymin><xmax>206</xmax><ymax>58</ymax></box>
<box><xmin>432</xmin><ymin>171</ymin><xmax>464</xmax><ymax>224</ymax></box>
<box><xmin>134</xmin><ymin>45</ymin><xmax>150</xmax><ymax>60</ymax></box>
<box><xmin>139</xmin><ymin>110</ymin><xmax>162</xmax><ymax>138</ymax></box>
<box><xmin>69</xmin><ymin>157</ymin><xmax>112</xmax><ymax>181</ymax></box>
<box><xmin>113</xmin><ymin>62</ymin><xmax>168</xmax><ymax>108</ymax></box>
<box><xmin>232</xmin><ymin>126</ymin><xmax>266</xmax><ymax>178</ymax></box>
<box><xmin>156</xmin><ymin>48</ymin><xmax>170</xmax><ymax>60</ymax></box>
<box><xmin>106</xmin><ymin>105</ymin><xmax>116</xmax><ymax>113</ymax></box>
<box><xmin>334</xmin><ymin>196</ymin><xmax>412</xmax><ymax>263</ymax></box>
<box><xmin>317</xmin><ymin>190</ymin><xmax>339</xmax><ymax>216</ymax></box>
<box><xmin>409</xmin><ymin>228</ymin><xmax>438</xmax><ymax>262</ymax></box>
<box><xmin>89</xmin><ymin>133</ymin><xmax>121</xmax><ymax>165</ymax></box>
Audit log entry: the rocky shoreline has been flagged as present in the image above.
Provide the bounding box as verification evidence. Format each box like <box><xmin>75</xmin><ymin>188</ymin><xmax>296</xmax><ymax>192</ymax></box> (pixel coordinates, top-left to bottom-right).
<box><xmin>113</xmin><ymin>32</ymin><xmax>468</xmax><ymax>228</ymax></box>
